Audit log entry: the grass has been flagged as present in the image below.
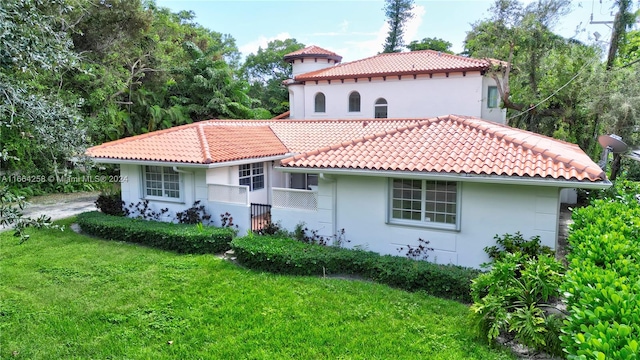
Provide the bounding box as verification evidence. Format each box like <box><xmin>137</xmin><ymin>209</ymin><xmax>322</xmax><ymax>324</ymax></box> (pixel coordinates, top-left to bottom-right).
<box><xmin>0</xmin><ymin>218</ymin><xmax>514</xmax><ymax>359</ymax></box>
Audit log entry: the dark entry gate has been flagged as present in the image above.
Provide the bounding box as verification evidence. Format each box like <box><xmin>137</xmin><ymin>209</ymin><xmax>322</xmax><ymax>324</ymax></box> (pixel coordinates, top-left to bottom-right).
<box><xmin>251</xmin><ymin>203</ymin><xmax>272</xmax><ymax>232</ymax></box>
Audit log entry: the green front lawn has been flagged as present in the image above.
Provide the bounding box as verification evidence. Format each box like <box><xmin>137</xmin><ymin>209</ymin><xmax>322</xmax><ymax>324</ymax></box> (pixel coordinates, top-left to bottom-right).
<box><xmin>0</xmin><ymin>218</ymin><xmax>513</xmax><ymax>359</ymax></box>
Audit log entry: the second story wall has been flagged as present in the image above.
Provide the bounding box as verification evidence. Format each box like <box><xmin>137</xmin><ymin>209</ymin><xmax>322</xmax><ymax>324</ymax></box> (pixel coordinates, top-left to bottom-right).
<box><xmin>481</xmin><ymin>76</ymin><xmax>507</xmax><ymax>123</ymax></box>
<box><xmin>288</xmin><ymin>71</ymin><xmax>505</xmax><ymax>123</ymax></box>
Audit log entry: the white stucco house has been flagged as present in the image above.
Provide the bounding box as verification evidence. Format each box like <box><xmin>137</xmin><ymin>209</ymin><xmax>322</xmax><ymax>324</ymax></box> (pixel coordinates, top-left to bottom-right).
<box><xmin>283</xmin><ymin>45</ymin><xmax>506</xmax><ymax>123</ymax></box>
<box><xmin>86</xmin><ymin>47</ymin><xmax>610</xmax><ymax>268</ymax></box>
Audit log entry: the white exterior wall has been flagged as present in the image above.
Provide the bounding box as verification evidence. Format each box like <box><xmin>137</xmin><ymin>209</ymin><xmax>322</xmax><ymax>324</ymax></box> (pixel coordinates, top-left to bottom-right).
<box><xmin>272</xmin><ymin>176</ymin><xmax>336</xmax><ymax>235</ymax></box>
<box><xmin>560</xmin><ymin>188</ymin><xmax>578</xmax><ymax>204</ymax></box>
<box><xmin>271</xmin><ymin>166</ymin><xmax>286</xmax><ymax>188</ymax></box>
<box><xmin>480</xmin><ymin>77</ymin><xmax>507</xmax><ymax>124</ymax></box>
<box><xmin>118</xmin><ymin>164</ymin><xmax>256</xmax><ymax>235</ymax></box>
<box><xmin>300</xmin><ymin>73</ymin><xmax>483</xmax><ymax>120</ymax></box>
<box><xmin>288</xmin><ymin>84</ymin><xmax>305</xmax><ymax>120</ymax></box>
<box><xmin>272</xmin><ymin>174</ymin><xmax>561</xmax><ymax>269</ymax></box>
<box><xmin>119</xmin><ymin>164</ymin><xmax>210</xmax><ymax>223</ymax></box>
<box><xmin>290</xmin><ymin>58</ymin><xmax>338</xmax><ymax>77</ymax></box>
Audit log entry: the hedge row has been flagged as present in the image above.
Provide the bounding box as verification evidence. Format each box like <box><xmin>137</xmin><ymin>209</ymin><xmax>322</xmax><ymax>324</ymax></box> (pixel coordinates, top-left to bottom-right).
<box><xmin>77</xmin><ymin>211</ymin><xmax>235</xmax><ymax>254</ymax></box>
<box><xmin>561</xmin><ymin>185</ymin><xmax>640</xmax><ymax>358</ymax></box>
<box><xmin>231</xmin><ymin>235</ymin><xmax>479</xmax><ymax>302</ymax></box>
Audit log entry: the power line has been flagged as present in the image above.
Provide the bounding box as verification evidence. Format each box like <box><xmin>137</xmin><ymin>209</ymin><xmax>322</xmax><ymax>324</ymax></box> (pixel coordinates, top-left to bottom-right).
<box><xmin>506</xmin><ymin>58</ymin><xmax>598</xmax><ymax>121</ymax></box>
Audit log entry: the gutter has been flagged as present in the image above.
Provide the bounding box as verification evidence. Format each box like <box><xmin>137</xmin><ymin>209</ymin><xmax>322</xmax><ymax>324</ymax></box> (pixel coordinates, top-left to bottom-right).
<box><xmin>274</xmin><ymin>166</ymin><xmax>612</xmax><ymax>190</ymax></box>
<box><xmin>89</xmin><ymin>154</ymin><xmax>294</xmax><ymax>169</ymax></box>
<box><xmin>205</xmin><ymin>154</ymin><xmax>294</xmax><ymax>168</ymax></box>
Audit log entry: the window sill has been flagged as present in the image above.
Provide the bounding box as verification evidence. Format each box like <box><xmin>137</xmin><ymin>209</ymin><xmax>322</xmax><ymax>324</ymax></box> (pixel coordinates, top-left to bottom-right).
<box><xmin>387</xmin><ymin>219</ymin><xmax>460</xmax><ymax>232</ymax></box>
<box><xmin>143</xmin><ymin>196</ymin><xmax>185</xmax><ymax>204</ymax></box>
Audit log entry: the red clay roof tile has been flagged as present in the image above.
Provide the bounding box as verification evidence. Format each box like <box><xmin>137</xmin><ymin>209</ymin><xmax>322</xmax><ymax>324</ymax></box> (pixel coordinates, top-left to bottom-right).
<box><xmin>280</xmin><ymin>115</ymin><xmax>605</xmax><ymax>182</ymax></box>
<box><xmin>86</xmin><ymin>123</ymin><xmax>289</xmax><ymax>164</ymax></box>
<box><xmin>87</xmin><ymin>116</ymin><xmax>605</xmax><ymax>183</ymax></box>
<box><xmin>294</xmin><ymin>50</ymin><xmax>493</xmax><ymax>81</ymax></box>
<box><xmin>272</xmin><ymin>110</ymin><xmax>290</xmax><ymax>119</ymax></box>
<box><xmin>283</xmin><ymin>45</ymin><xmax>342</xmax><ymax>62</ymax></box>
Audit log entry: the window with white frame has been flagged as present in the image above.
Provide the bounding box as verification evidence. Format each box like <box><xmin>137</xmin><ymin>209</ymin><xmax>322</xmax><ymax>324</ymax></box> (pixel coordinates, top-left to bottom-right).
<box><xmin>487</xmin><ymin>86</ymin><xmax>499</xmax><ymax>108</ymax></box>
<box><xmin>374</xmin><ymin>98</ymin><xmax>388</xmax><ymax>118</ymax></box>
<box><xmin>314</xmin><ymin>92</ymin><xmax>326</xmax><ymax>112</ymax></box>
<box><xmin>390</xmin><ymin>179</ymin><xmax>459</xmax><ymax>229</ymax></box>
<box><xmin>239</xmin><ymin>163</ymin><xmax>264</xmax><ymax>191</ymax></box>
<box><xmin>143</xmin><ymin>166</ymin><xmax>181</xmax><ymax>200</ymax></box>
<box><xmin>348</xmin><ymin>91</ymin><xmax>361</xmax><ymax>112</ymax></box>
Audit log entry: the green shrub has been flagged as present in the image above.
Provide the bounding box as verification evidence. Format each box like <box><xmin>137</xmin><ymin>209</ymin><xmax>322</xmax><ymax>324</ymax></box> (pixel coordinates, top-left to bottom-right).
<box><xmin>470</xmin><ymin>253</ymin><xmax>565</xmax><ymax>356</ymax></box>
<box><xmin>77</xmin><ymin>211</ymin><xmax>235</xmax><ymax>254</ymax></box>
<box><xmin>483</xmin><ymin>232</ymin><xmax>554</xmax><ymax>263</ymax></box>
<box><xmin>95</xmin><ymin>188</ymin><xmax>124</xmax><ymax>216</ymax></box>
<box><xmin>175</xmin><ymin>201</ymin><xmax>212</xmax><ymax>224</ymax></box>
<box><xmin>561</xmin><ymin>181</ymin><xmax>640</xmax><ymax>359</ymax></box>
<box><xmin>584</xmin><ymin>178</ymin><xmax>640</xmax><ymax>206</ymax></box>
<box><xmin>230</xmin><ymin>235</ymin><xmax>479</xmax><ymax>302</ymax></box>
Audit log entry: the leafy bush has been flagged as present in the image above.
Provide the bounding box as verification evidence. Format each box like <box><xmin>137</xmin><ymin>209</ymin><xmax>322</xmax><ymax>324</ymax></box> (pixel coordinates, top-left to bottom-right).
<box><xmin>175</xmin><ymin>201</ymin><xmax>212</xmax><ymax>224</ymax></box>
<box><xmin>483</xmin><ymin>232</ymin><xmax>553</xmax><ymax>263</ymax></box>
<box><xmin>561</xmin><ymin>182</ymin><xmax>640</xmax><ymax>359</ymax></box>
<box><xmin>583</xmin><ymin>178</ymin><xmax>640</xmax><ymax>206</ymax></box>
<box><xmin>77</xmin><ymin>211</ymin><xmax>235</xmax><ymax>254</ymax></box>
<box><xmin>291</xmin><ymin>222</ymin><xmax>349</xmax><ymax>247</ymax></box>
<box><xmin>124</xmin><ymin>200</ymin><xmax>169</xmax><ymax>220</ymax></box>
<box><xmin>397</xmin><ymin>237</ymin><xmax>434</xmax><ymax>260</ymax></box>
<box><xmin>0</xmin><ymin>185</ymin><xmax>60</xmax><ymax>242</ymax></box>
<box><xmin>470</xmin><ymin>253</ymin><xmax>565</xmax><ymax>356</ymax></box>
<box><xmin>95</xmin><ymin>188</ymin><xmax>124</xmax><ymax>216</ymax></box>
<box><xmin>231</xmin><ymin>235</ymin><xmax>479</xmax><ymax>302</ymax></box>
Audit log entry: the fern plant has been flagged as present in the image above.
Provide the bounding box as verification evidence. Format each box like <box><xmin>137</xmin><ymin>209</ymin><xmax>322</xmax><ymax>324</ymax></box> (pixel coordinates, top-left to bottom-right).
<box><xmin>470</xmin><ymin>252</ymin><xmax>565</xmax><ymax>356</ymax></box>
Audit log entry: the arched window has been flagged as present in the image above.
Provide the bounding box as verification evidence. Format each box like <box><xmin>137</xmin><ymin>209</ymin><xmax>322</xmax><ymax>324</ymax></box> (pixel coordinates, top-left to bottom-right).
<box><xmin>314</xmin><ymin>92</ymin><xmax>325</xmax><ymax>113</ymax></box>
<box><xmin>374</xmin><ymin>98</ymin><xmax>388</xmax><ymax>118</ymax></box>
<box><xmin>348</xmin><ymin>91</ymin><xmax>361</xmax><ymax>112</ymax></box>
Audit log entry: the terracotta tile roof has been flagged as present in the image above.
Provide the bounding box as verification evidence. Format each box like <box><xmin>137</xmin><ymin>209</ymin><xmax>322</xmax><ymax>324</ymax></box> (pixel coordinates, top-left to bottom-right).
<box><xmin>284</xmin><ymin>45</ymin><xmax>342</xmax><ymax>62</ymax></box>
<box><xmin>294</xmin><ymin>50</ymin><xmax>493</xmax><ymax>81</ymax></box>
<box><xmin>87</xmin><ymin>116</ymin><xmax>605</xmax><ymax>182</ymax></box>
<box><xmin>86</xmin><ymin>123</ymin><xmax>288</xmax><ymax>164</ymax></box>
<box><xmin>272</xmin><ymin>110</ymin><xmax>290</xmax><ymax>119</ymax></box>
<box><xmin>188</xmin><ymin>119</ymin><xmax>423</xmax><ymax>152</ymax></box>
<box><xmin>281</xmin><ymin>115</ymin><xmax>606</xmax><ymax>182</ymax></box>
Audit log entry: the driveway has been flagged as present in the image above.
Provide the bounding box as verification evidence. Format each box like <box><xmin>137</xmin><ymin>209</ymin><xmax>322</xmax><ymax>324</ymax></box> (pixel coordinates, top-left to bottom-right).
<box><xmin>2</xmin><ymin>192</ymin><xmax>99</xmax><ymax>231</ymax></box>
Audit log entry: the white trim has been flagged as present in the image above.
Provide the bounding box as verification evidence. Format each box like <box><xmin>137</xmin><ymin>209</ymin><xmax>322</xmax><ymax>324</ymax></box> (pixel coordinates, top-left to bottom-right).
<box><xmin>90</xmin><ymin>154</ymin><xmax>293</xmax><ymax>169</ymax></box>
<box><xmin>207</xmin><ymin>155</ymin><xmax>293</xmax><ymax>169</ymax></box>
<box><xmin>239</xmin><ymin>162</ymin><xmax>265</xmax><ymax>192</ymax></box>
<box><xmin>275</xmin><ymin>166</ymin><xmax>611</xmax><ymax>189</ymax></box>
<box><xmin>93</xmin><ymin>158</ymin><xmax>208</xmax><ymax>167</ymax></box>
<box><xmin>141</xmin><ymin>165</ymin><xmax>184</xmax><ymax>203</ymax></box>
<box><xmin>387</xmin><ymin>178</ymin><xmax>461</xmax><ymax>231</ymax></box>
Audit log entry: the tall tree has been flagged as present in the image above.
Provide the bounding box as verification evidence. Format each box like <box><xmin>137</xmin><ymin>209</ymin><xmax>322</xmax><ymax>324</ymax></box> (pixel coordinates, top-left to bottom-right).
<box><xmin>170</xmin><ymin>41</ymin><xmax>258</xmax><ymax>120</ymax></box>
<box><xmin>382</xmin><ymin>0</ymin><xmax>414</xmax><ymax>53</ymax></box>
<box><xmin>464</xmin><ymin>1</ymin><xmax>579</xmax><ymax>131</ymax></box>
<box><xmin>64</xmin><ymin>1</ymin><xmax>252</xmax><ymax>141</ymax></box>
<box><xmin>242</xmin><ymin>39</ymin><xmax>305</xmax><ymax>116</ymax></box>
<box><xmin>605</xmin><ymin>0</ymin><xmax>636</xmax><ymax>70</ymax></box>
<box><xmin>602</xmin><ymin>0</ymin><xmax>637</xmax><ymax>179</ymax></box>
<box><xmin>407</xmin><ymin>37</ymin><xmax>453</xmax><ymax>53</ymax></box>
<box><xmin>1</xmin><ymin>0</ymin><xmax>88</xmax><ymax>180</ymax></box>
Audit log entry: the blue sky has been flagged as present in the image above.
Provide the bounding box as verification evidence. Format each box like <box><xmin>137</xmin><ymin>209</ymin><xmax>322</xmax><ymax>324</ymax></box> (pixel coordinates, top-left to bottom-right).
<box><xmin>156</xmin><ymin>0</ymin><xmax>627</xmax><ymax>62</ymax></box>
